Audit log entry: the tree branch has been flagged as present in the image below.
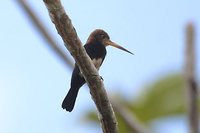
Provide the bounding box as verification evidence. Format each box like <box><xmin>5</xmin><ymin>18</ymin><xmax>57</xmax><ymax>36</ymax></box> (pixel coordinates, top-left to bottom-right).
<box><xmin>43</xmin><ymin>0</ymin><xmax>118</xmax><ymax>132</ymax></box>
<box><xmin>16</xmin><ymin>0</ymin><xmax>73</xmax><ymax>69</ymax></box>
<box><xmin>185</xmin><ymin>23</ymin><xmax>199</xmax><ymax>133</ymax></box>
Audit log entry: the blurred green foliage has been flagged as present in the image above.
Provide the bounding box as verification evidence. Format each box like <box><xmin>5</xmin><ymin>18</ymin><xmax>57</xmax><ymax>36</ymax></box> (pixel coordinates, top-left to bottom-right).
<box><xmin>131</xmin><ymin>74</ymin><xmax>186</xmax><ymax>123</ymax></box>
<box><xmin>83</xmin><ymin>73</ymin><xmax>200</xmax><ymax>132</ymax></box>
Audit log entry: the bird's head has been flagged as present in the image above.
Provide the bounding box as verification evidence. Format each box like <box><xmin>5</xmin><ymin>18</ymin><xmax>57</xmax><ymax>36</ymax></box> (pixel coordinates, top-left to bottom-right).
<box><xmin>87</xmin><ymin>29</ymin><xmax>133</xmax><ymax>55</ymax></box>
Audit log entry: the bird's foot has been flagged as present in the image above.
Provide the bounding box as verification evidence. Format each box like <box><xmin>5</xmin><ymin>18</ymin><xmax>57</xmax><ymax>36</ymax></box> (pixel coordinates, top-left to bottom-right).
<box><xmin>91</xmin><ymin>74</ymin><xmax>104</xmax><ymax>81</ymax></box>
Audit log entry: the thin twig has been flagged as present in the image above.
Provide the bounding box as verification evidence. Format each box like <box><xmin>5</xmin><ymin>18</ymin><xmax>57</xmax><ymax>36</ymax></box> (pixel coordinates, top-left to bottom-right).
<box><xmin>16</xmin><ymin>0</ymin><xmax>74</xmax><ymax>68</ymax></box>
<box><xmin>43</xmin><ymin>0</ymin><xmax>118</xmax><ymax>132</ymax></box>
<box><xmin>185</xmin><ymin>23</ymin><xmax>199</xmax><ymax>133</ymax></box>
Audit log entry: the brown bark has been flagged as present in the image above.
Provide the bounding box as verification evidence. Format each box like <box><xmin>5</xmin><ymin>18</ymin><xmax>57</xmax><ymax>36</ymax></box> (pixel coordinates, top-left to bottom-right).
<box><xmin>185</xmin><ymin>23</ymin><xmax>199</xmax><ymax>133</ymax></box>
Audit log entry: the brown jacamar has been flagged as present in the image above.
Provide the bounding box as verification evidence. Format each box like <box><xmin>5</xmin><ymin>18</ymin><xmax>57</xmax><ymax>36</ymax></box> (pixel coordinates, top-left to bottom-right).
<box><xmin>62</xmin><ymin>29</ymin><xmax>133</xmax><ymax>112</ymax></box>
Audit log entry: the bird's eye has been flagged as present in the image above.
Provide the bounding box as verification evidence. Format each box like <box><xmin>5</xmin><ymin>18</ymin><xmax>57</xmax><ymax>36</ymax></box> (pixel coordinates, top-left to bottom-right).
<box><xmin>100</xmin><ymin>34</ymin><xmax>105</xmax><ymax>38</ymax></box>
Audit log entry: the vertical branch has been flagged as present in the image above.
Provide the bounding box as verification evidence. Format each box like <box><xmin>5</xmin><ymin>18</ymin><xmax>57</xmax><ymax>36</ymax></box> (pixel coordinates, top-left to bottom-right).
<box><xmin>43</xmin><ymin>0</ymin><xmax>118</xmax><ymax>133</ymax></box>
<box><xmin>185</xmin><ymin>23</ymin><xmax>199</xmax><ymax>133</ymax></box>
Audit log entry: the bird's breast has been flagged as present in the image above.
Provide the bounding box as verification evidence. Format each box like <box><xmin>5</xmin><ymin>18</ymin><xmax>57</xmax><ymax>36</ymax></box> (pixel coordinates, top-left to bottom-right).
<box><xmin>92</xmin><ymin>58</ymin><xmax>103</xmax><ymax>70</ymax></box>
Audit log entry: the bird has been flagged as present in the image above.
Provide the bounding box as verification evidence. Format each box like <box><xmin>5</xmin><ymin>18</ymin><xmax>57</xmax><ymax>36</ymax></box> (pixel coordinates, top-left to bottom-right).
<box><xmin>62</xmin><ymin>29</ymin><xmax>133</xmax><ymax>112</ymax></box>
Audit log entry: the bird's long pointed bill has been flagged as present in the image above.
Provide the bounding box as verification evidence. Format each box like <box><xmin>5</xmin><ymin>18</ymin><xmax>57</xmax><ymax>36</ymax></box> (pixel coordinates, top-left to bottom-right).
<box><xmin>106</xmin><ymin>40</ymin><xmax>134</xmax><ymax>55</ymax></box>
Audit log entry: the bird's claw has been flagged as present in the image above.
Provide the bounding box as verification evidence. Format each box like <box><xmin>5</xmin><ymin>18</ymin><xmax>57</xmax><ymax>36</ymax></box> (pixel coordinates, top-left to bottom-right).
<box><xmin>100</xmin><ymin>76</ymin><xmax>104</xmax><ymax>81</ymax></box>
<box><xmin>91</xmin><ymin>74</ymin><xmax>104</xmax><ymax>81</ymax></box>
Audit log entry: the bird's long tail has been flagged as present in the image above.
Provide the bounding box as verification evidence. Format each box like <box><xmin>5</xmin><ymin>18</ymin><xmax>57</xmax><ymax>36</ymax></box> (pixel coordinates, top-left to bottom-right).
<box><xmin>62</xmin><ymin>87</ymin><xmax>79</xmax><ymax>112</ymax></box>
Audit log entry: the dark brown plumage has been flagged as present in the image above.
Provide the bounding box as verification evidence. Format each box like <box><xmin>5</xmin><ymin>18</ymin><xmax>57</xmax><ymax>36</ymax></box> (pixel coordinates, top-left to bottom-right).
<box><xmin>62</xmin><ymin>29</ymin><xmax>133</xmax><ymax>112</ymax></box>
